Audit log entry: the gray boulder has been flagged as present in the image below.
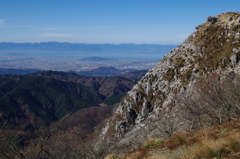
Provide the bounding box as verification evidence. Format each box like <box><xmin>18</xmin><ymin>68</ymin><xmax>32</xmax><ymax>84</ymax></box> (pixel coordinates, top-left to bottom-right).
<box><xmin>207</xmin><ymin>16</ymin><xmax>217</xmax><ymax>24</ymax></box>
<box><xmin>141</xmin><ymin>99</ymin><xmax>151</xmax><ymax>119</ymax></box>
<box><xmin>228</xmin><ymin>16</ymin><xmax>233</xmax><ymax>21</ymax></box>
<box><xmin>230</xmin><ymin>54</ymin><xmax>238</xmax><ymax>66</ymax></box>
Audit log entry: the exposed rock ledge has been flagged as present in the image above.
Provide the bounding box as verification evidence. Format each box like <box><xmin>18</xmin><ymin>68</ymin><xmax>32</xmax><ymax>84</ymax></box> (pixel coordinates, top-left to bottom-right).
<box><xmin>98</xmin><ymin>12</ymin><xmax>240</xmax><ymax>151</ymax></box>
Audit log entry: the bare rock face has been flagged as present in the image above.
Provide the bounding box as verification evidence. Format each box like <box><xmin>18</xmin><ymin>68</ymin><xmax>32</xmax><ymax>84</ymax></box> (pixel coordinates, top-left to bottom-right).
<box><xmin>98</xmin><ymin>12</ymin><xmax>240</xmax><ymax>151</ymax></box>
<box><xmin>207</xmin><ymin>16</ymin><xmax>218</xmax><ymax>24</ymax></box>
<box><xmin>230</xmin><ymin>54</ymin><xmax>238</xmax><ymax>66</ymax></box>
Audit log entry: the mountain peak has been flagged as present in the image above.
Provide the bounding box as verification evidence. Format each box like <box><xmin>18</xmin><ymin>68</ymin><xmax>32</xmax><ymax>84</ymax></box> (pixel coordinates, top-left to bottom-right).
<box><xmin>206</xmin><ymin>12</ymin><xmax>240</xmax><ymax>25</ymax></box>
<box><xmin>98</xmin><ymin>12</ymin><xmax>240</xmax><ymax>152</ymax></box>
<box><xmin>191</xmin><ymin>12</ymin><xmax>240</xmax><ymax>71</ymax></box>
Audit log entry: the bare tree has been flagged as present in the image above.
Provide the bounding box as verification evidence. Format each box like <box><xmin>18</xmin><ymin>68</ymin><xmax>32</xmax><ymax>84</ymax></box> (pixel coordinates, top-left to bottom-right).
<box><xmin>176</xmin><ymin>73</ymin><xmax>240</xmax><ymax>131</ymax></box>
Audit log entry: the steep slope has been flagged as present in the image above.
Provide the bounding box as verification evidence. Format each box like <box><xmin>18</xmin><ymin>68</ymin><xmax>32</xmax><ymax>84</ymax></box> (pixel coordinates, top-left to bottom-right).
<box><xmin>0</xmin><ymin>70</ymin><xmax>146</xmax><ymax>129</ymax></box>
<box><xmin>0</xmin><ymin>71</ymin><xmax>147</xmax><ymax>158</ymax></box>
<box><xmin>105</xmin><ymin>119</ymin><xmax>240</xmax><ymax>159</ymax></box>
<box><xmin>32</xmin><ymin>70</ymin><xmax>140</xmax><ymax>102</ymax></box>
<box><xmin>99</xmin><ymin>12</ymin><xmax>240</xmax><ymax>151</ymax></box>
<box><xmin>0</xmin><ymin>74</ymin><xmax>100</xmax><ymax>128</ymax></box>
<box><xmin>121</xmin><ymin>70</ymin><xmax>148</xmax><ymax>81</ymax></box>
<box><xmin>77</xmin><ymin>67</ymin><xmax>124</xmax><ymax>77</ymax></box>
<box><xmin>57</xmin><ymin>106</ymin><xmax>114</xmax><ymax>137</ymax></box>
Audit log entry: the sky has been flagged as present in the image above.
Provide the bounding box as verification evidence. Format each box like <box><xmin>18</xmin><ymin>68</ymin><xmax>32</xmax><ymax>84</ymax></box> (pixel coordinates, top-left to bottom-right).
<box><xmin>0</xmin><ymin>0</ymin><xmax>240</xmax><ymax>45</ymax></box>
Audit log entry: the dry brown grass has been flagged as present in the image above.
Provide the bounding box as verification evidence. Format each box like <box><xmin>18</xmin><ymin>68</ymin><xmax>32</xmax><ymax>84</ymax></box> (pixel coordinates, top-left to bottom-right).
<box><xmin>189</xmin><ymin>138</ymin><xmax>228</xmax><ymax>159</ymax></box>
<box><xmin>225</xmin><ymin>132</ymin><xmax>240</xmax><ymax>152</ymax></box>
<box><xmin>122</xmin><ymin>150</ymin><xmax>146</xmax><ymax>159</ymax></box>
<box><xmin>143</xmin><ymin>138</ymin><xmax>165</xmax><ymax>149</ymax></box>
<box><xmin>186</xmin><ymin>120</ymin><xmax>240</xmax><ymax>158</ymax></box>
<box><xmin>164</xmin><ymin>132</ymin><xmax>189</xmax><ymax>149</ymax></box>
<box><xmin>192</xmin><ymin>12</ymin><xmax>240</xmax><ymax>71</ymax></box>
<box><xmin>124</xmin><ymin>147</ymin><xmax>148</xmax><ymax>159</ymax></box>
<box><xmin>104</xmin><ymin>153</ymin><xmax>120</xmax><ymax>159</ymax></box>
<box><xmin>105</xmin><ymin>119</ymin><xmax>240</xmax><ymax>159</ymax></box>
<box><xmin>145</xmin><ymin>154</ymin><xmax>167</xmax><ymax>159</ymax></box>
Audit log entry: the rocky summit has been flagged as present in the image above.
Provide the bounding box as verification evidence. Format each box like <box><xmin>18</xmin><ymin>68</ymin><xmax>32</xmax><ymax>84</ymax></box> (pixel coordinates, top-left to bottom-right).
<box><xmin>98</xmin><ymin>12</ymin><xmax>240</xmax><ymax>151</ymax></box>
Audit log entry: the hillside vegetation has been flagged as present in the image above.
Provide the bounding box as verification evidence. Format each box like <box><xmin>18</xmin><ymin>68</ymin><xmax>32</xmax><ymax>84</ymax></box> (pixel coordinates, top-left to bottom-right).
<box><xmin>0</xmin><ymin>70</ymin><xmax>146</xmax><ymax>159</ymax></box>
<box><xmin>2</xmin><ymin>12</ymin><xmax>240</xmax><ymax>159</ymax></box>
<box><xmin>0</xmin><ymin>69</ymin><xmax>149</xmax><ymax>158</ymax></box>
<box><xmin>0</xmin><ymin>74</ymin><xmax>100</xmax><ymax>128</ymax></box>
<box><xmin>98</xmin><ymin>12</ymin><xmax>240</xmax><ymax>158</ymax></box>
<box><xmin>0</xmin><ymin>70</ymin><xmax>147</xmax><ymax>129</ymax></box>
<box><xmin>104</xmin><ymin>73</ymin><xmax>240</xmax><ymax>158</ymax></box>
<box><xmin>105</xmin><ymin>119</ymin><xmax>240</xmax><ymax>159</ymax></box>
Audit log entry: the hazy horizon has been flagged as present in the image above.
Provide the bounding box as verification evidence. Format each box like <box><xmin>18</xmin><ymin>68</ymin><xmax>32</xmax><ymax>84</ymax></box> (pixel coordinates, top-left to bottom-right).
<box><xmin>0</xmin><ymin>42</ymin><xmax>177</xmax><ymax>60</ymax></box>
<box><xmin>0</xmin><ymin>41</ymin><xmax>178</xmax><ymax>45</ymax></box>
<box><xmin>1</xmin><ymin>0</ymin><xmax>239</xmax><ymax>45</ymax></box>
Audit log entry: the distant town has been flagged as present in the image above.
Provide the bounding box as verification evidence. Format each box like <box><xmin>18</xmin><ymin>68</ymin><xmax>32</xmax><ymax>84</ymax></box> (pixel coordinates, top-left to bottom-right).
<box><xmin>0</xmin><ymin>42</ymin><xmax>177</xmax><ymax>74</ymax></box>
<box><xmin>0</xmin><ymin>55</ymin><xmax>158</xmax><ymax>73</ymax></box>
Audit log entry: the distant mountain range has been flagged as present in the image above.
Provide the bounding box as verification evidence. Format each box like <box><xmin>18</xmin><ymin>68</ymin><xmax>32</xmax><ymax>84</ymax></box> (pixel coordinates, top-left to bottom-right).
<box><xmin>0</xmin><ymin>68</ymin><xmax>41</xmax><ymax>75</ymax></box>
<box><xmin>0</xmin><ymin>42</ymin><xmax>177</xmax><ymax>52</ymax></box>
<box><xmin>0</xmin><ymin>66</ymin><xmax>147</xmax><ymax>77</ymax></box>
<box><xmin>79</xmin><ymin>56</ymin><xmax>112</xmax><ymax>61</ymax></box>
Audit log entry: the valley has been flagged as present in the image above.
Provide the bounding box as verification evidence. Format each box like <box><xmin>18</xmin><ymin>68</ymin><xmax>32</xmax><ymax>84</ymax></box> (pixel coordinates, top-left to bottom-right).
<box><xmin>0</xmin><ymin>69</ymin><xmax>146</xmax><ymax>158</ymax></box>
<box><xmin>2</xmin><ymin>0</ymin><xmax>240</xmax><ymax>158</ymax></box>
<box><xmin>1</xmin><ymin>11</ymin><xmax>240</xmax><ymax>159</ymax></box>
<box><xmin>0</xmin><ymin>70</ymin><xmax>147</xmax><ymax>127</ymax></box>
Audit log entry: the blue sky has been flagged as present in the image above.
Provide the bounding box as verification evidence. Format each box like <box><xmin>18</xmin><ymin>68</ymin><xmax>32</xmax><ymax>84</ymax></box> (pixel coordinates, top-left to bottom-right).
<box><xmin>0</xmin><ymin>0</ymin><xmax>239</xmax><ymax>44</ymax></box>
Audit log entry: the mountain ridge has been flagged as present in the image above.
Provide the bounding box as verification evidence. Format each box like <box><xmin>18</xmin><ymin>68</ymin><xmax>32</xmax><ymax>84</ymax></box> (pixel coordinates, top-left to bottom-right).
<box><xmin>0</xmin><ymin>69</ymin><xmax>148</xmax><ymax>129</ymax></box>
<box><xmin>0</xmin><ymin>75</ymin><xmax>100</xmax><ymax>129</ymax></box>
<box><xmin>98</xmin><ymin>12</ymin><xmax>240</xmax><ymax>153</ymax></box>
<box><xmin>2</xmin><ymin>12</ymin><xmax>240</xmax><ymax>159</ymax></box>
<box><xmin>0</xmin><ymin>42</ymin><xmax>177</xmax><ymax>53</ymax></box>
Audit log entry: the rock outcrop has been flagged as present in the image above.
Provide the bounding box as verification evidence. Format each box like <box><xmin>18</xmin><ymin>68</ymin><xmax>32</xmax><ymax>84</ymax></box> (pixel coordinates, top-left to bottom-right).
<box><xmin>99</xmin><ymin>12</ymin><xmax>240</xmax><ymax>151</ymax></box>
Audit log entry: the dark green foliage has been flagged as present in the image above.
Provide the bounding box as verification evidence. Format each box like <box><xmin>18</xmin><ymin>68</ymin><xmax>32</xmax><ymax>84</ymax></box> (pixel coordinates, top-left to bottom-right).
<box><xmin>103</xmin><ymin>93</ymin><xmax>125</xmax><ymax>105</ymax></box>
<box><xmin>0</xmin><ymin>75</ymin><xmax>100</xmax><ymax>128</ymax></box>
<box><xmin>0</xmin><ymin>69</ymin><xmax>145</xmax><ymax>129</ymax></box>
<box><xmin>77</xmin><ymin>67</ymin><xmax>124</xmax><ymax>77</ymax></box>
<box><xmin>0</xmin><ymin>68</ymin><xmax>40</xmax><ymax>75</ymax></box>
<box><xmin>34</xmin><ymin>70</ymin><xmax>78</xmax><ymax>78</ymax></box>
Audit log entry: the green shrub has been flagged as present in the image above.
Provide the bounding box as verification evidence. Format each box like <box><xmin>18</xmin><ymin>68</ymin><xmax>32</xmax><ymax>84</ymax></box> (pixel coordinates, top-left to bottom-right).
<box><xmin>144</xmin><ymin>138</ymin><xmax>165</xmax><ymax>149</ymax></box>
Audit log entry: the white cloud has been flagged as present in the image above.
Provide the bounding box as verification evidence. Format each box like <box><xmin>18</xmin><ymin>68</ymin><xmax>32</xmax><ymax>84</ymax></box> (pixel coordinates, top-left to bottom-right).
<box><xmin>15</xmin><ymin>24</ymin><xmax>33</xmax><ymax>27</ymax></box>
<box><xmin>0</xmin><ymin>19</ymin><xmax>5</xmax><ymax>27</ymax></box>
<box><xmin>42</xmin><ymin>27</ymin><xmax>71</xmax><ymax>31</ymax></box>
<box><xmin>41</xmin><ymin>33</ymin><xmax>81</xmax><ymax>38</ymax></box>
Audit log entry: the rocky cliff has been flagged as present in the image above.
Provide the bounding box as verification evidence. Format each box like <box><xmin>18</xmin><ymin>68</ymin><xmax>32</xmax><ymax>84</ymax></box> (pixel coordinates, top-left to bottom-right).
<box><xmin>99</xmin><ymin>12</ymin><xmax>240</xmax><ymax>150</ymax></box>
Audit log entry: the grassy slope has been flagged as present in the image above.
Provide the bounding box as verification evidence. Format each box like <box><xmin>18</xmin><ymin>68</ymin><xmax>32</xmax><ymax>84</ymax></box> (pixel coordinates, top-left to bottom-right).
<box><xmin>105</xmin><ymin>119</ymin><xmax>240</xmax><ymax>159</ymax></box>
